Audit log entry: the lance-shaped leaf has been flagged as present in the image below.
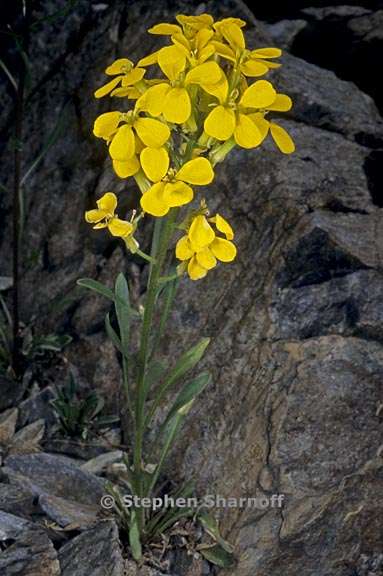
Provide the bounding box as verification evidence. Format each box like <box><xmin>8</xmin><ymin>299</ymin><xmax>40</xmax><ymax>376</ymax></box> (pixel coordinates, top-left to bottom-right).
<box><xmin>160</xmin><ymin>371</ymin><xmax>211</xmax><ymax>433</ymax></box>
<box><xmin>129</xmin><ymin>511</ymin><xmax>142</xmax><ymax>561</ymax></box>
<box><xmin>77</xmin><ymin>278</ymin><xmax>115</xmax><ymax>301</ymax></box>
<box><xmin>105</xmin><ymin>312</ymin><xmax>123</xmax><ymax>355</ymax></box>
<box><xmin>145</xmin><ymin>337</ymin><xmax>210</xmax><ymax>426</ymax></box>
<box><xmin>200</xmin><ymin>544</ymin><xmax>236</xmax><ymax>568</ymax></box>
<box><xmin>199</xmin><ymin>512</ymin><xmax>234</xmax><ymax>553</ymax></box>
<box><xmin>114</xmin><ymin>272</ymin><xmax>130</xmax><ymax>350</ymax></box>
<box><xmin>146</xmin><ymin>402</ymin><xmax>193</xmax><ymax>496</ymax></box>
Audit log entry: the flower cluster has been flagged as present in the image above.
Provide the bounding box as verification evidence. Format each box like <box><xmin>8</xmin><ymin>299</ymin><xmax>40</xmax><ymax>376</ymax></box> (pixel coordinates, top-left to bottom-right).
<box><xmin>86</xmin><ymin>13</ymin><xmax>295</xmax><ymax>280</ymax></box>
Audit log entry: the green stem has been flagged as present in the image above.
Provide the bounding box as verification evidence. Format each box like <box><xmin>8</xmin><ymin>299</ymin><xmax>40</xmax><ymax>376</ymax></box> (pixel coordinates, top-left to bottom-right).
<box><xmin>133</xmin><ymin>211</ymin><xmax>176</xmax><ymax>530</ymax></box>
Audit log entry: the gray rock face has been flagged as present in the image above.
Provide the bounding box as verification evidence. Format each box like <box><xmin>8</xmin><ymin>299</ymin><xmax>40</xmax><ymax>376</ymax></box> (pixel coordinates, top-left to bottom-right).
<box><xmin>0</xmin><ymin>512</ymin><xmax>60</xmax><ymax>576</ymax></box>
<box><xmin>58</xmin><ymin>520</ymin><xmax>124</xmax><ymax>576</ymax></box>
<box><xmin>0</xmin><ymin>1</ymin><xmax>382</xmax><ymax>575</ymax></box>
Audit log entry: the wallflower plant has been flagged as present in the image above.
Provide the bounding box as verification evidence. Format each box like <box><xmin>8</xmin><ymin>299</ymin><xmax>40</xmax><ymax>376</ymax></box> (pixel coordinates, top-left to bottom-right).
<box><xmin>78</xmin><ymin>12</ymin><xmax>294</xmax><ymax>563</ymax></box>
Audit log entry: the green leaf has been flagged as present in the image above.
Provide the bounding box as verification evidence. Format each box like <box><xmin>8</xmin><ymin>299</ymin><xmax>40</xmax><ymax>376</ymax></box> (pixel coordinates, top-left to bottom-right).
<box><xmin>146</xmin><ymin>410</ymin><xmax>185</xmax><ymax>497</ymax></box>
<box><xmin>143</xmin><ymin>359</ymin><xmax>167</xmax><ymax>398</ymax></box>
<box><xmin>77</xmin><ymin>278</ymin><xmax>115</xmax><ymax>301</ymax></box>
<box><xmin>129</xmin><ymin>512</ymin><xmax>142</xmax><ymax>561</ymax></box>
<box><xmin>160</xmin><ymin>371</ymin><xmax>211</xmax><ymax>432</ymax></box>
<box><xmin>199</xmin><ymin>512</ymin><xmax>234</xmax><ymax>553</ymax></box>
<box><xmin>114</xmin><ymin>273</ymin><xmax>130</xmax><ymax>349</ymax></box>
<box><xmin>0</xmin><ymin>58</ymin><xmax>17</xmax><ymax>92</ymax></box>
<box><xmin>105</xmin><ymin>313</ymin><xmax>123</xmax><ymax>355</ymax></box>
<box><xmin>145</xmin><ymin>337</ymin><xmax>210</xmax><ymax>427</ymax></box>
<box><xmin>200</xmin><ymin>544</ymin><xmax>235</xmax><ymax>568</ymax></box>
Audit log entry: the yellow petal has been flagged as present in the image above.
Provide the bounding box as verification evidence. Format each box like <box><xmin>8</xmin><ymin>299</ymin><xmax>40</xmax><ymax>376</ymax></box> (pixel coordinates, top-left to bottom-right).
<box><xmin>140</xmin><ymin>182</ymin><xmax>169</xmax><ymax>217</ymax></box>
<box><xmin>163</xmin><ymin>87</ymin><xmax>191</xmax><ymax>124</ymax></box>
<box><xmin>200</xmin><ymin>71</ymin><xmax>229</xmax><ymax>104</ymax></box>
<box><xmin>136</xmin><ymin>83</ymin><xmax>170</xmax><ymax>116</ymax></box>
<box><xmin>176</xmin><ymin>157</ymin><xmax>214</xmax><ymax>185</ymax></box>
<box><xmin>105</xmin><ymin>58</ymin><xmax>133</xmax><ymax>75</ymax></box>
<box><xmin>195</xmin><ymin>28</ymin><xmax>214</xmax><ymax>50</ymax></box>
<box><xmin>188</xmin><ymin>256</ymin><xmax>208</xmax><ymax>281</ymax></box>
<box><xmin>158</xmin><ymin>45</ymin><xmax>186</xmax><ymax>81</ymax></box>
<box><xmin>250</xmin><ymin>48</ymin><xmax>282</xmax><ymax>59</ymax></box>
<box><xmin>176</xmin><ymin>236</ymin><xmax>194</xmax><ymax>260</ymax></box>
<box><xmin>163</xmin><ymin>181</ymin><xmax>193</xmax><ymax>207</ymax></box>
<box><xmin>113</xmin><ymin>156</ymin><xmax>140</xmax><ymax>178</ymax></box>
<box><xmin>134</xmin><ymin>117</ymin><xmax>170</xmax><ymax>148</ymax></box>
<box><xmin>93</xmin><ymin>111</ymin><xmax>121</xmax><ymax>139</ymax></box>
<box><xmin>211</xmin><ymin>41</ymin><xmax>236</xmax><ymax>61</ymax></box>
<box><xmin>240</xmin><ymin>59</ymin><xmax>269</xmax><ymax>77</ymax></box>
<box><xmin>97</xmin><ymin>192</ymin><xmax>117</xmax><ymax>213</ymax></box>
<box><xmin>234</xmin><ymin>113</ymin><xmax>263</xmax><ymax>148</ymax></box>
<box><xmin>185</xmin><ymin>61</ymin><xmax>222</xmax><ymax>86</ymax></box>
<box><xmin>176</xmin><ymin>13</ymin><xmax>214</xmax><ymax>30</ymax></box>
<box><xmin>270</xmin><ymin>123</ymin><xmax>295</xmax><ymax>154</ymax></box>
<box><xmin>171</xmin><ymin>33</ymin><xmax>190</xmax><ymax>52</ymax></box>
<box><xmin>214</xmin><ymin>17</ymin><xmax>246</xmax><ymax>32</ymax></box>
<box><xmin>188</xmin><ymin>215</ymin><xmax>215</xmax><ymax>251</ymax></box>
<box><xmin>204</xmin><ymin>106</ymin><xmax>235</xmax><ymax>141</ymax></box>
<box><xmin>220</xmin><ymin>23</ymin><xmax>245</xmax><ymax>50</ymax></box>
<box><xmin>198</xmin><ymin>44</ymin><xmax>215</xmax><ymax>63</ymax></box>
<box><xmin>109</xmin><ymin>125</ymin><xmax>136</xmax><ymax>160</ymax></box>
<box><xmin>240</xmin><ymin>80</ymin><xmax>277</xmax><ymax>108</ymax></box>
<box><xmin>212</xmin><ymin>214</ymin><xmax>234</xmax><ymax>240</ymax></box>
<box><xmin>94</xmin><ymin>76</ymin><xmax>122</xmax><ymax>98</ymax></box>
<box><xmin>140</xmin><ymin>147</ymin><xmax>169</xmax><ymax>182</ymax></box>
<box><xmin>266</xmin><ymin>93</ymin><xmax>292</xmax><ymax>112</ymax></box>
<box><xmin>108</xmin><ymin>218</ymin><xmax>134</xmax><ymax>237</ymax></box>
<box><xmin>85</xmin><ymin>209</ymin><xmax>107</xmax><ymax>223</ymax></box>
<box><xmin>248</xmin><ymin>112</ymin><xmax>270</xmax><ymax>142</ymax></box>
<box><xmin>121</xmin><ymin>67</ymin><xmax>146</xmax><ymax>86</ymax></box>
<box><xmin>196</xmin><ymin>247</ymin><xmax>217</xmax><ymax>270</ymax></box>
<box><xmin>137</xmin><ymin>51</ymin><xmax>160</xmax><ymax>67</ymax></box>
<box><xmin>148</xmin><ymin>23</ymin><xmax>182</xmax><ymax>35</ymax></box>
<box><xmin>210</xmin><ymin>238</ymin><xmax>237</xmax><ymax>262</ymax></box>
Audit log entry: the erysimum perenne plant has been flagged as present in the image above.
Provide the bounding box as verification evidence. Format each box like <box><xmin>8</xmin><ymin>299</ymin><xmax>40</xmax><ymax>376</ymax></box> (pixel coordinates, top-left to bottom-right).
<box><xmin>78</xmin><ymin>12</ymin><xmax>294</xmax><ymax>562</ymax></box>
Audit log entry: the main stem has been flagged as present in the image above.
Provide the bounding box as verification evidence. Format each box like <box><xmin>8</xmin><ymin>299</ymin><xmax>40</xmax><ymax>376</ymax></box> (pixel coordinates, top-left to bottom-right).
<box><xmin>133</xmin><ymin>211</ymin><xmax>176</xmax><ymax>529</ymax></box>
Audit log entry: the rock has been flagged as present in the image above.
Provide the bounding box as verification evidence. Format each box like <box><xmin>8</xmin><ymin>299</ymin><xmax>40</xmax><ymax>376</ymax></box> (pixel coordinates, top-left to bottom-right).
<box><xmin>263</xmin><ymin>19</ymin><xmax>307</xmax><ymax>50</ymax></box>
<box><xmin>17</xmin><ymin>386</ymin><xmax>57</xmax><ymax>430</ymax></box>
<box><xmin>58</xmin><ymin>520</ymin><xmax>124</xmax><ymax>576</ymax></box>
<box><xmin>0</xmin><ymin>483</ymin><xmax>36</xmax><ymax>517</ymax></box>
<box><xmin>302</xmin><ymin>6</ymin><xmax>372</xmax><ymax>20</ymax></box>
<box><xmin>272</xmin><ymin>54</ymin><xmax>383</xmax><ymax>144</ymax></box>
<box><xmin>80</xmin><ymin>449</ymin><xmax>123</xmax><ymax>474</ymax></box>
<box><xmin>0</xmin><ymin>525</ymin><xmax>60</xmax><ymax>575</ymax></box>
<box><xmin>0</xmin><ymin>376</ymin><xmax>26</xmax><ymax>412</ymax></box>
<box><xmin>0</xmin><ymin>408</ymin><xmax>18</xmax><ymax>446</ymax></box>
<box><xmin>39</xmin><ymin>493</ymin><xmax>99</xmax><ymax>530</ymax></box>
<box><xmin>3</xmin><ymin>453</ymin><xmax>105</xmax><ymax>506</ymax></box>
<box><xmin>0</xmin><ymin>510</ymin><xmax>34</xmax><ymax>540</ymax></box>
<box><xmin>9</xmin><ymin>419</ymin><xmax>45</xmax><ymax>454</ymax></box>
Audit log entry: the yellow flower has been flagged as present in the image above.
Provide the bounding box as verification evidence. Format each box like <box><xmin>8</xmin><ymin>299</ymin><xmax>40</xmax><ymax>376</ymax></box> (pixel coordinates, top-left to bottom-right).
<box><xmin>212</xmin><ymin>22</ymin><xmax>281</xmax><ymax>77</ymax></box>
<box><xmin>93</xmin><ymin>108</ymin><xmax>170</xmax><ymax>163</ymax></box>
<box><xmin>94</xmin><ymin>58</ymin><xmax>146</xmax><ymax>98</ymax></box>
<box><xmin>171</xmin><ymin>28</ymin><xmax>216</xmax><ymax>67</ymax></box>
<box><xmin>176</xmin><ymin>213</ymin><xmax>236</xmax><ymax>280</ymax></box>
<box><xmin>148</xmin><ymin>13</ymin><xmax>214</xmax><ymax>39</ymax></box>
<box><xmin>204</xmin><ymin>79</ymin><xmax>280</xmax><ymax>148</ymax></box>
<box><xmin>140</xmin><ymin>157</ymin><xmax>214</xmax><ymax>217</ymax></box>
<box><xmin>137</xmin><ymin>45</ymin><xmax>223</xmax><ymax>124</ymax></box>
<box><xmin>85</xmin><ymin>192</ymin><xmax>135</xmax><ymax>237</ymax></box>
